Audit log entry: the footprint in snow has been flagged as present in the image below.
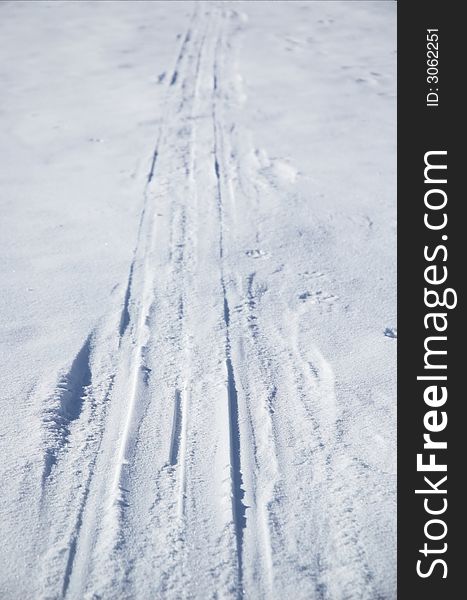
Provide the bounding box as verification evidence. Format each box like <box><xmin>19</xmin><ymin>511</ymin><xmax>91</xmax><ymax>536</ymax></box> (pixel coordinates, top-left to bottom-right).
<box><xmin>384</xmin><ymin>327</ymin><xmax>397</xmax><ymax>339</ymax></box>
<box><xmin>299</xmin><ymin>290</ymin><xmax>338</xmax><ymax>306</ymax></box>
<box><xmin>246</xmin><ymin>249</ymin><xmax>268</xmax><ymax>259</ymax></box>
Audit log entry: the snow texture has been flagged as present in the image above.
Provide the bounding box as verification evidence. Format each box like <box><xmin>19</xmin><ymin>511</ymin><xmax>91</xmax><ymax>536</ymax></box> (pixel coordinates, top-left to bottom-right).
<box><xmin>0</xmin><ymin>1</ymin><xmax>396</xmax><ymax>599</ymax></box>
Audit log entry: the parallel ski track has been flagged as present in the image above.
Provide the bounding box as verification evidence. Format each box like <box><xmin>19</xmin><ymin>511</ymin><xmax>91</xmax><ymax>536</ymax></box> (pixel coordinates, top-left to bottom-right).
<box><xmin>37</xmin><ymin>6</ymin><xmax>207</xmax><ymax>597</ymax></box>
<box><xmin>209</xmin><ymin>12</ymin><xmax>280</xmax><ymax>597</ymax></box>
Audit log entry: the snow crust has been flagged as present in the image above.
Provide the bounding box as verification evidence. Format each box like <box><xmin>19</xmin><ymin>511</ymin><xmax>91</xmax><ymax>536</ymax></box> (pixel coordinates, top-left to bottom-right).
<box><xmin>0</xmin><ymin>2</ymin><xmax>396</xmax><ymax>598</ymax></box>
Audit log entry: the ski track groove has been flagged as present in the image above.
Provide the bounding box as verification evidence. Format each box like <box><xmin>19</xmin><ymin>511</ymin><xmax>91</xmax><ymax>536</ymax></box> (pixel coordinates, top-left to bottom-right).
<box><xmin>211</xmin><ymin>16</ymin><xmax>252</xmax><ymax>595</ymax></box>
<box><xmin>169</xmin><ymin>389</ymin><xmax>183</xmax><ymax>466</ymax></box>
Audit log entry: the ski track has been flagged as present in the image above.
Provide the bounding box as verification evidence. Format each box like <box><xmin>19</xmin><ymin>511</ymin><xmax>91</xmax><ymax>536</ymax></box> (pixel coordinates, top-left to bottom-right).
<box><xmin>28</xmin><ymin>3</ymin><xmax>392</xmax><ymax>599</ymax></box>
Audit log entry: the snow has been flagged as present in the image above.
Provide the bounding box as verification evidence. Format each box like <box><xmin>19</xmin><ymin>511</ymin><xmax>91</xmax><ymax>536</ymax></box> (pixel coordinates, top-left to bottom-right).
<box><xmin>0</xmin><ymin>1</ymin><xmax>396</xmax><ymax>598</ymax></box>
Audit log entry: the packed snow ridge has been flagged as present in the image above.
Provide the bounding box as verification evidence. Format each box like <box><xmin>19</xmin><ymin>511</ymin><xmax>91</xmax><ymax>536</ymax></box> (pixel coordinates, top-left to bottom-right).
<box><xmin>0</xmin><ymin>1</ymin><xmax>396</xmax><ymax>599</ymax></box>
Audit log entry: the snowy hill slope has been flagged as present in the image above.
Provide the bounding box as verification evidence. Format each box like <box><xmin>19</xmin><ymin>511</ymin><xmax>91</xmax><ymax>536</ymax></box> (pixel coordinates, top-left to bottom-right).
<box><xmin>0</xmin><ymin>2</ymin><xmax>396</xmax><ymax>598</ymax></box>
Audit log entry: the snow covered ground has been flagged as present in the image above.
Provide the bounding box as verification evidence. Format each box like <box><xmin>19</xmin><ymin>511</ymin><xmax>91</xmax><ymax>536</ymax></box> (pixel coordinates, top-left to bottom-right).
<box><xmin>0</xmin><ymin>1</ymin><xmax>396</xmax><ymax>598</ymax></box>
